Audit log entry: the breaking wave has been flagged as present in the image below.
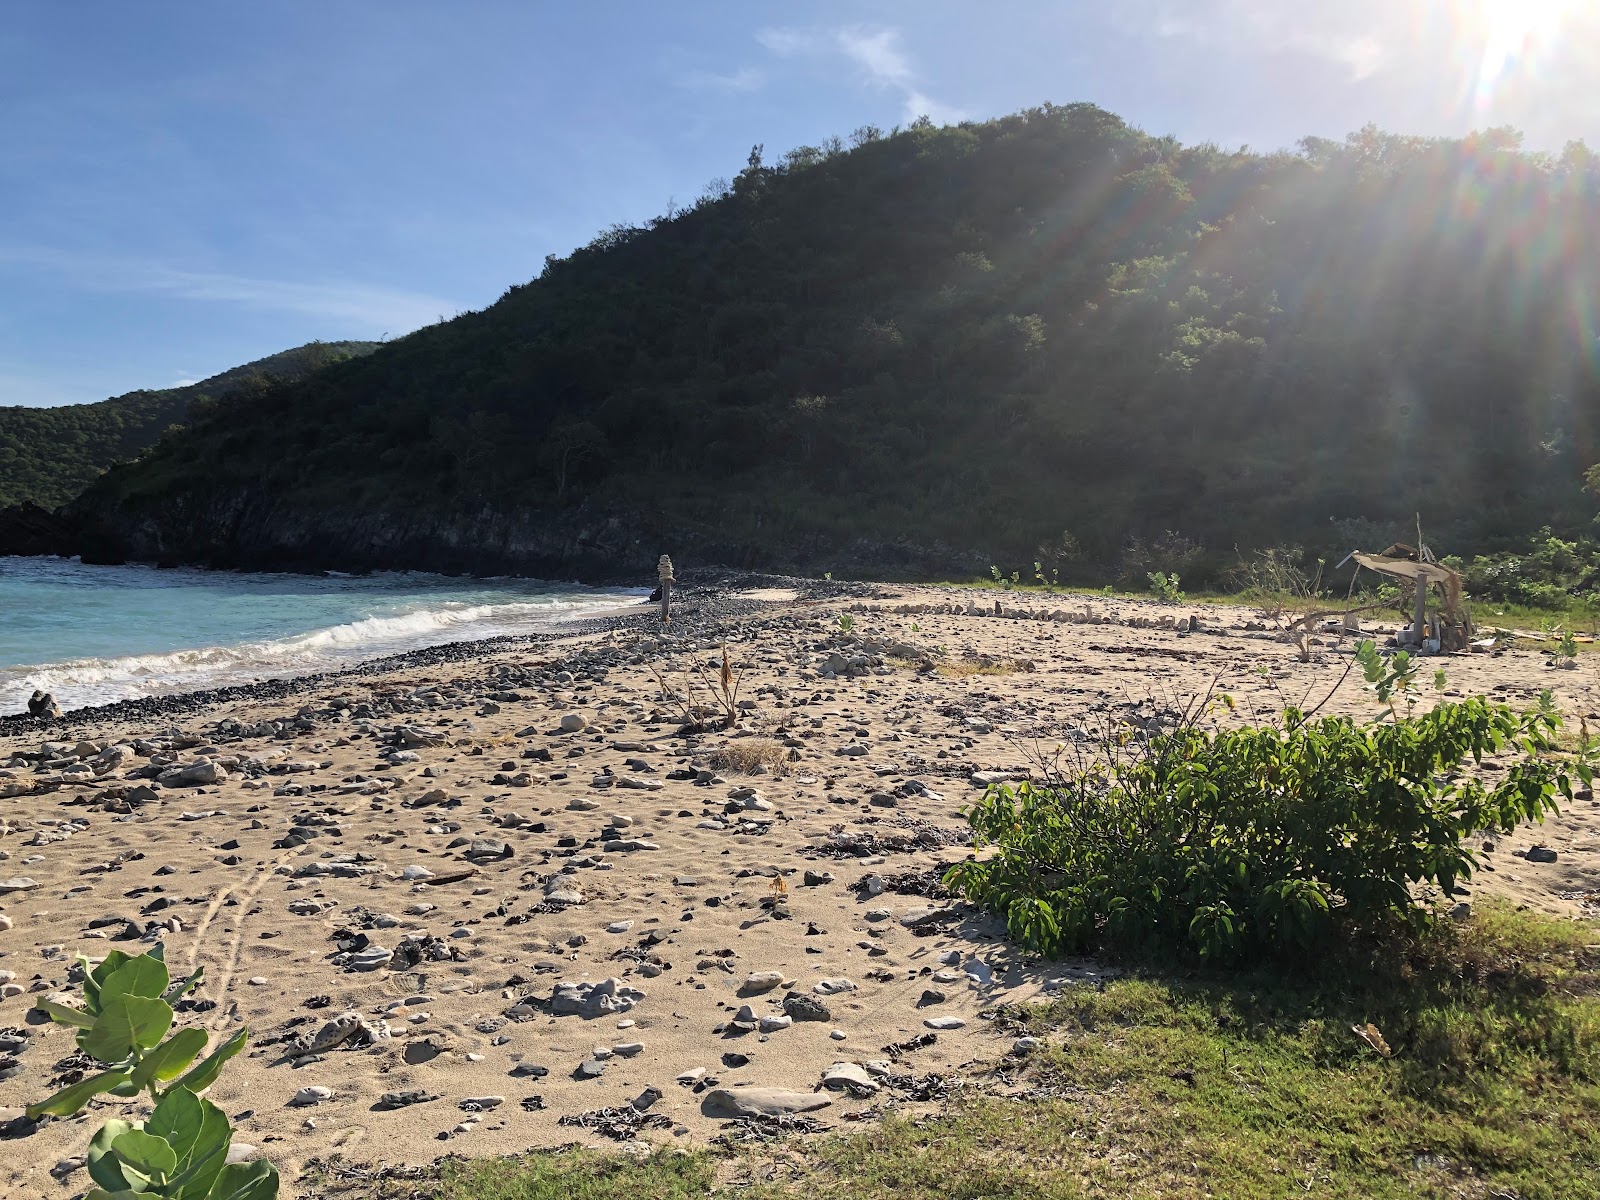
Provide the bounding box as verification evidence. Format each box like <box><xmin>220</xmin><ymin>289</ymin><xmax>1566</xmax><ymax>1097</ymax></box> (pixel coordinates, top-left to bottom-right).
<box><xmin>0</xmin><ymin>590</ymin><xmax>642</xmax><ymax>712</ymax></box>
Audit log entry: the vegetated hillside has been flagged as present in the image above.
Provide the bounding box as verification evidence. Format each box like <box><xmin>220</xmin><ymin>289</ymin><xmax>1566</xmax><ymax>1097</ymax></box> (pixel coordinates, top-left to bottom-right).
<box><xmin>78</xmin><ymin>104</ymin><xmax>1600</xmax><ymax>580</ymax></box>
<box><xmin>0</xmin><ymin>341</ymin><xmax>379</xmax><ymax>510</ymax></box>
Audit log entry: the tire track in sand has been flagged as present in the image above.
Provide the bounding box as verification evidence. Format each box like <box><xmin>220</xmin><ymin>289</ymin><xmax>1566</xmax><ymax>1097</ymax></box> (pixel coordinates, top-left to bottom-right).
<box><xmin>202</xmin><ymin>855</ymin><xmax>289</xmax><ymax>1029</ymax></box>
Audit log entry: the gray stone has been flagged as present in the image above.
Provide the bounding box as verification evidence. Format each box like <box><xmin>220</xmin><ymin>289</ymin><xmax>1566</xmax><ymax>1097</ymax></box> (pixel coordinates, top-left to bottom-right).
<box><xmin>783</xmin><ymin>993</ymin><xmax>831</xmax><ymax>1022</ymax></box>
<box><xmin>742</xmin><ymin>971</ymin><xmax>784</xmax><ymax>994</ymax></box>
<box><xmin>703</xmin><ymin>1087</ymin><xmax>832</xmax><ymax>1118</ymax></box>
<box><xmin>549</xmin><ymin>977</ymin><xmax>645</xmax><ymax>1018</ymax></box>
<box><xmin>821</xmin><ymin>1062</ymin><xmax>879</xmax><ymax>1092</ymax></box>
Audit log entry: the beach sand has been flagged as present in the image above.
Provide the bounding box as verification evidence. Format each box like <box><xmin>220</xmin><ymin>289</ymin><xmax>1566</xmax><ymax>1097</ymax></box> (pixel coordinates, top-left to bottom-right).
<box><xmin>2</xmin><ymin>581</ymin><xmax>1597</xmax><ymax>1196</ymax></box>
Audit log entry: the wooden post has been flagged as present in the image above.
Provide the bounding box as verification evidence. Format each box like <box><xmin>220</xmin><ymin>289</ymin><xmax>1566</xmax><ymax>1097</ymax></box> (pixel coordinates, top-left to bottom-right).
<box><xmin>658</xmin><ymin>554</ymin><xmax>675</xmax><ymax>626</ymax></box>
<box><xmin>1412</xmin><ymin>573</ymin><xmax>1427</xmax><ymax>649</ymax></box>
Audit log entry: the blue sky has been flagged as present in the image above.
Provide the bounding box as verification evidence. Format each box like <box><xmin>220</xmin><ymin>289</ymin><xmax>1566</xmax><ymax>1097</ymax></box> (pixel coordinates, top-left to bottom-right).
<box><xmin>4</xmin><ymin>0</ymin><xmax>1596</xmax><ymax>407</ymax></box>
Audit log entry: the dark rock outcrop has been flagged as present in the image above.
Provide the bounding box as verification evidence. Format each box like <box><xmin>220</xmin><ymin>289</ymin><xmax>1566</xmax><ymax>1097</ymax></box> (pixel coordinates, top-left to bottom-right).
<box><xmin>63</xmin><ymin>485</ymin><xmax>986</xmax><ymax>582</ymax></box>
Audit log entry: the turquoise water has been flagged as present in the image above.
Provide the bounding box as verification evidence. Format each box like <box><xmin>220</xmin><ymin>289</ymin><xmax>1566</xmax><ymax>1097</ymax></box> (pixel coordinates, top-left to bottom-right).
<box><xmin>0</xmin><ymin>557</ymin><xmax>644</xmax><ymax>712</ymax></box>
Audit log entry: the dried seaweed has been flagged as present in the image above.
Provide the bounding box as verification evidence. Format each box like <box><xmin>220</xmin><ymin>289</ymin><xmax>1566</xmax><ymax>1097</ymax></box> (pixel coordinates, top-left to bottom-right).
<box><xmin>556</xmin><ymin>1106</ymin><xmax>673</xmax><ymax>1141</ymax></box>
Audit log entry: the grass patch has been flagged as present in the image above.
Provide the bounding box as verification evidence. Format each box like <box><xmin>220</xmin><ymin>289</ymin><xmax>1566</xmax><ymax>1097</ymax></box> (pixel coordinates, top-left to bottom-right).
<box><xmin>709</xmin><ymin>736</ymin><xmax>792</xmax><ymax>776</ymax></box>
<box><xmin>935</xmin><ymin>654</ymin><xmax>1032</xmax><ymax>677</ymax></box>
<box><xmin>309</xmin><ymin>904</ymin><xmax>1600</xmax><ymax>1200</ymax></box>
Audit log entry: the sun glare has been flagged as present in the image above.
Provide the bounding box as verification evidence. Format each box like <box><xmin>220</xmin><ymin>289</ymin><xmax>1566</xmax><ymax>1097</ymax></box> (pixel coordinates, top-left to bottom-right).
<box><xmin>1472</xmin><ymin>0</ymin><xmax>1573</xmax><ymax>106</ymax></box>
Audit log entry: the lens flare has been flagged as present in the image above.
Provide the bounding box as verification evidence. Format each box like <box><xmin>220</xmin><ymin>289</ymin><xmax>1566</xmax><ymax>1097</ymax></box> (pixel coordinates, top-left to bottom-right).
<box><xmin>1473</xmin><ymin>0</ymin><xmax>1573</xmax><ymax>107</ymax></box>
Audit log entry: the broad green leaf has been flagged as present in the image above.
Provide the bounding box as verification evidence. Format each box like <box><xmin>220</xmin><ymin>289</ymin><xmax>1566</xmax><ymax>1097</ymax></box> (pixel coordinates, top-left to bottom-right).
<box><xmin>205</xmin><ymin>1160</ymin><xmax>279</xmax><ymax>1200</ymax></box>
<box><xmin>87</xmin><ymin>1118</ymin><xmax>138</xmax><ymax>1194</ymax></box>
<box><xmin>165</xmin><ymin>1129</ymin><xmax>230</xmax><ymax>1200</ymax></box>
<box><xmin>148</xmin><ymin>942</ymin><xmax>166</xmax><ymax>963</ymax></box>
<box><xmin>101</xmin><ymin>955</ymin><xmax>170</xmax><ymax>1005</ymax></box>
<box><xmin>35</xmin><ymin>996</ymin><xmax>96</xmax><ymax>1028</ymax></box>
<box><xmin>147</xmin><ymin>1085</ymin><xmax>217</xmax><ymax>1162</ymax></box>
<box><xmin>171</xmin><ymin>1026</ymin><xmax>247</xmax><ymax>1095</ymax></box>
<box><xmin>90</xmin><ymin>950</ymin><xmax>137</xmax><ymax>989</ymax></box>
<box><xmin>26</xmin><ymin>1069</ymin><xmax>133</xmax><ymax>1118</ymax></box>
<box><xmin>132</xmin><ymin>1027</ymin><xmax>208</xmax><ymax>1090</ymax></box>
<box><xmin>112</xmin><ymin>1128</ymin><xmax>178</xmax><ymax>1181</ymax></box>
<box><xmin>85</xmin><ymin>1190</ymin><xmax>145</xmax><ymax>1200</ymax></box>
<box><xmin>164</xmin><ymin>966</ymin><xmax>205</xmax><ymax>1003</ymax></box>
<box><xmin>83</xmin><ymin>995</ymin><xmax>175</xmax><ymax>1062</ymax></box>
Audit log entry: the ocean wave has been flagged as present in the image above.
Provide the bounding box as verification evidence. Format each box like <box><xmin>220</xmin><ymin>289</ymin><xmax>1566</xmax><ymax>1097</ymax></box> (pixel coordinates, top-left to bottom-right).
<box><xmin>0</xmin><ymin>591</ymin><xmax>642</xmax><ymax>712</ymax></box>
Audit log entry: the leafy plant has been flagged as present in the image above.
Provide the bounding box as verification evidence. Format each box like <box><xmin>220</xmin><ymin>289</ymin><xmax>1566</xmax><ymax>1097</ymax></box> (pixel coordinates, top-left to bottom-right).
<box><xmin>1355</xmin><ymin>638</ymin><xmax>1422</xmax><ymax>719</ymax></box>
<box><xmin>28</xmin><ymin>944</ymin><xmax>275</xmax><ymax>1198</ymax></box>
<box><xmin>945</xmin><ymin>698</ymin><xmax>1586</xmax><ymax>964</ymax></box>
<box><xmin>1556</xmin><ymin>627</ymin><xmax>1579</xmax><ymax>667</ymax></box>
<box><xmin>1147</xmin><ymin>571</ymin><xmax>1184</xmax><ymax>603</ymax></box>
<box><xmin>837</xmin><ymin>612</ymin><xmax>855</xmax><ymax>634</ymax></box>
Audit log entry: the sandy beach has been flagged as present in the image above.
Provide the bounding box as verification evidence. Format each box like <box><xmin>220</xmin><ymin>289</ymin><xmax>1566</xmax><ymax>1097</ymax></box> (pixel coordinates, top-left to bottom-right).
<box><xmin>2</xmin><ymin>577</ymin><xmax>1597</xmax><ymax>1197</ymax></box>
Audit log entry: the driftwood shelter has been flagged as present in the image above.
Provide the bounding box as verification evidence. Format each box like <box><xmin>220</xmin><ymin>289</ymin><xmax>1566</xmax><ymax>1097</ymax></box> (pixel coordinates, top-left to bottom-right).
<box><xmin>1343</xmin><ymin>542</ymin><xmax>1473</xmax><ymax>653</ymax></box>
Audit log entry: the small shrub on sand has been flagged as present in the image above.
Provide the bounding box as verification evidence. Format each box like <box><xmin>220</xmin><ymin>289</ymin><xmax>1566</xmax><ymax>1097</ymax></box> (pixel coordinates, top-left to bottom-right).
<box><xmin>711</xmin><ymin>737</ymin><xmax>792</xmax><ymax>776</ymax></box>
<box><xmin>946</xmin><ymin>697</ymin><xmax>1588</xmax><ymax>963</ymax></box>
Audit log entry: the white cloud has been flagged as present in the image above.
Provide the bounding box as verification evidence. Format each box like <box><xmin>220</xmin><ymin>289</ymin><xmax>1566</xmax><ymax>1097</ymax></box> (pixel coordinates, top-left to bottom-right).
<box><xmin>678</xmin><ymin>66</ymin><xmax>765</xmax><ymax>93</ymax></box>
<box><xmin>755</xmin><ymin>27</ymin><xmax>819</xmax><ymax>57</ymax></box>
<box><xmin>0</xmin><ymin>245</ymin><xmax>459</xmax><ymax>333</ymax></box>
<box><xmin>759</xmin><ymin>24</ymin><xmax>964</xmax><ymax>124</ymax></box>
<box><xmin>1142</xmin><ymin>0</ymin><xmax>1393</xmax><ymax>81</ymax></box>
<box><xmin>836</xmin><ymin>27</ymin><xmax>914</xmax><ymax>88</ymax></box>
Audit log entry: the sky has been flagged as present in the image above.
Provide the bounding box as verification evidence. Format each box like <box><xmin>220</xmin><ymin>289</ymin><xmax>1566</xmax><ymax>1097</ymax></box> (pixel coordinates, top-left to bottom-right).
<box><xmin>3</xmin><ymin>0</ymin><xmax>1597</xmax><ymax>408</ymax></box>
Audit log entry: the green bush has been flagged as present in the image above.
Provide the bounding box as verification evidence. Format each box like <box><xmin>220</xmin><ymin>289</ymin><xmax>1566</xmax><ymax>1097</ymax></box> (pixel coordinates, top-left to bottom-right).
<box><xmin>28</xmin><ymin>944</ymin><xmax>275</xmax><ymax>1199</ymax></box>
<box><xmin>945</xmin><ymin>698</ymin><xmax>1585</xmax><ymax>963</ymax></box>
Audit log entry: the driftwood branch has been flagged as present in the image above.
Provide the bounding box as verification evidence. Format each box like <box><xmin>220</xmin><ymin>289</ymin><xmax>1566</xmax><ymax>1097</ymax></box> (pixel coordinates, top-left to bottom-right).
<box><xmin>1281</xmin><ymin>602</ymin><xmax>1394</xmax><ymax>634</ymax></box>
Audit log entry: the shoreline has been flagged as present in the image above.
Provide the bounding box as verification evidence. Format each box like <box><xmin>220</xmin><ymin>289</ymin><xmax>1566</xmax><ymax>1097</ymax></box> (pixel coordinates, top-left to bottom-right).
<box><xmin>0</xmin><ymin>568</ymin><xmax>853</xmax><ymax>733</ymax></box>
<box><xmin>2</xmin><ymin>579</ymin><xmax>1597</xmax><ymax>1195</ymax></box>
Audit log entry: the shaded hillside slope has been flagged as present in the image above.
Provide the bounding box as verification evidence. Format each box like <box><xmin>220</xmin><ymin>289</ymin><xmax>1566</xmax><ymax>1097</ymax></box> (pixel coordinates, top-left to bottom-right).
<box><xmin>0</xmin><ymin>340</ymin><xmax>378</xmax><ymax>510</ymax></box>
<box><xmin>76</xmin><ymin>105</ymin><xmax>1600</xmax><ymax>578</ymax></box>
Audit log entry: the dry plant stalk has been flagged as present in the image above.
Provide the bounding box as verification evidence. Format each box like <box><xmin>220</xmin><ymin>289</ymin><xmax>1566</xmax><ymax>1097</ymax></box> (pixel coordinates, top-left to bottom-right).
<box><xmin>647</xmin><ymin>643</ymin><xmax>745</xmax><ymax>732</ymax></box>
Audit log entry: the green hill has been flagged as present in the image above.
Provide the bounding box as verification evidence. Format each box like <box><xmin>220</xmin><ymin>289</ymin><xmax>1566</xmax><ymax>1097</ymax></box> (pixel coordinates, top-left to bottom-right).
<box><xmin>0</xmin><ymin>341</ymin><xmax>379</xmax><ymax>510</ymax></box>
<box><xmin>75</xmin><ymin>105</ymin><xmax>1600</xmax><ymax>579</ymax></box>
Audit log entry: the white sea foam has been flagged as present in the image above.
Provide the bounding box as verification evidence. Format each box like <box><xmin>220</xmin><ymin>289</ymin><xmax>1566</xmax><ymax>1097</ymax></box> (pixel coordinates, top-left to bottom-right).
<box><xmin>0</xmin><ymin>591</ymin><xmax>642</xmax><ymax>712</ymax></box>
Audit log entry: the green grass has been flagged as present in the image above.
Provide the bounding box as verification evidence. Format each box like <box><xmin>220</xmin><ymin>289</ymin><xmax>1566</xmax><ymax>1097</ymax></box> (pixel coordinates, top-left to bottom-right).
<box><xmin>312</xmin><ymin>903</ymin><xmax>1600</xmax><ymax>1200</ymax></box>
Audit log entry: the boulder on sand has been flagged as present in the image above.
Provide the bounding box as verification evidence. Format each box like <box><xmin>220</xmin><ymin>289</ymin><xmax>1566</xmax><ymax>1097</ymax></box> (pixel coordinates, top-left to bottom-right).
<box><xmin>27</xmin><ymin>690</ymin><xmax>62</xmax><ymax>720</ymax></box>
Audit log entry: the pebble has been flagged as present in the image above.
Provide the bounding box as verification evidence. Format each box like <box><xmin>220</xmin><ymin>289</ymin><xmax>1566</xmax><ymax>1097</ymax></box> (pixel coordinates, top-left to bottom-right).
<box><xmin>289</xmin><ymin>1086</ymin><xmax>334</xmax><ymax>1107</ymax></box>
<box><xmin>924</xmin><ymin>1017</ymin><xmax>966</xmax><ymax>1030</ymax></box>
